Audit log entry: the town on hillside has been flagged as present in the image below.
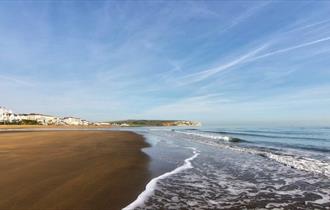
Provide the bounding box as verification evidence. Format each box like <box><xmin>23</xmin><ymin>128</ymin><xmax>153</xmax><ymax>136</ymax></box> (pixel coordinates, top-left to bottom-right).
<box><xmin>0</xmin><ymin>106</ymin><xmax>93</xmax><ymax>126</ymax></box>
<box><xmin>0</xmin><ymin>106</ymin><xmax>201</xmax><ymax>127</ymax></box>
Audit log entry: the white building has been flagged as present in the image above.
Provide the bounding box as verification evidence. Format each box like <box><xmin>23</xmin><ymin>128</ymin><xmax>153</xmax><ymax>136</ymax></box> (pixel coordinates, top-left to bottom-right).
<box><xmin>81</xmin><ymin>120</ymin><xmax>90</xmax><ymax>126</ymax></box>
<box><xmin>174</xmin><ymin>120</ymin><xmax>202</xmax><ymax>127</ymax></box>
<box><xmin>1</xmin><ymin>105</ymin><xmax>92</xmax><ymax>126</ymax></box>
<box><xmin>0</xmin><ymin>106</ymin><xmax>20</xmax><ymax>123</ymax></box>
<box><xmin>18</xmin><ymin>113</ymin><xmax>60</xmax><ymax>125</ymax></box>
<box><xmin>94</xmin><ymin>122</ymin><xmax>111</xmax><ymax>126</ymax></box>
<box><xmin>62</xmin><ymin>117</ymin><xmax>84</xmax><ymax>126</ymax></box>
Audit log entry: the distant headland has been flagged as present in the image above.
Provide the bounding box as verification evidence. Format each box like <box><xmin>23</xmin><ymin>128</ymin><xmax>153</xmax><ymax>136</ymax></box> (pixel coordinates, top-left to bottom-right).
<box><xmin>107</xmin><ymin>120</ymin><xmax>201</xmax><ymax>127</ymax></box>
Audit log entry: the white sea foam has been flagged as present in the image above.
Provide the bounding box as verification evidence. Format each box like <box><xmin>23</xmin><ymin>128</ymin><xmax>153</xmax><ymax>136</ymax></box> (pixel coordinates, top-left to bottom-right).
<box><xmin>228</xmin><ymin>146</ymin><xmax>330</xmax><ymax>178</ymax></box>
<box><xmin>174</xmin><ymin>130</ymin><xmax>240</xmax><ymax>142</ymax></box>
<box><xmin>122</xmin><ymin>147</ymin><xmax>199</xmax><ymax>210</ymax></box>
<box><xmin>173</xmin><ymin>131</ymin><xmax>330</xmax><ymax>178</ymax></box>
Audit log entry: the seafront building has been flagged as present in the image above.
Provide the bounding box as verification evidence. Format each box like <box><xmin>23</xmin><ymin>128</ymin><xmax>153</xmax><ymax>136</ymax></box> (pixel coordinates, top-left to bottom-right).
<box><xmin>0</xmin><ymin>106</ymin><xmax>20</xmax><ymax>123</ymax></box>
<box><xmin>18</xmin><ymin>113</ymin><xmax>61</xmax><ymax>125</ymax></box>
<box><xmin>62</xmin><ymin>117</ymin><xmax>90</xmax><ymax>126</ymax></box>
<box><xmin>0</xmin><ymin>106</ymin><xmax>91</xmax><ymax>126</ymax></box>
<box><xmin>173</xmin><ymin>120</ymin><xmax>202</xmax><ymax>127</ymax></box>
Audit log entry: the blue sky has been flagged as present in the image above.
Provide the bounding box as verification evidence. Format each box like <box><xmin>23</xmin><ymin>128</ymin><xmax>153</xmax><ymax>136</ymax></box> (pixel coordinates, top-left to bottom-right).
<box><xmin>1</xmin><ymin>1</ymin><xmax>330</xmax><ymax>125</ymax></box>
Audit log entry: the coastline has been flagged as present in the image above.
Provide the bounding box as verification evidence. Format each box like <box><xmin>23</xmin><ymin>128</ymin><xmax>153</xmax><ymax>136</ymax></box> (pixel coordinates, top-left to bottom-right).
<box><xmin>0</xmin><ymin>130</ymin><xmax>150</xmax><ymax>210</ymax></box>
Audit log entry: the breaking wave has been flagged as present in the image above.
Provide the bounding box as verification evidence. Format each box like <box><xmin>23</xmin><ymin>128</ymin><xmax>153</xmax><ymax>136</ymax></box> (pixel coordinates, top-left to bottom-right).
<box><xmin>173</xmin><ymin>130</ymin><xmax>330</xmax><ymax>178</ymax></box>
<box><xmin>173</xmin><ymin>130</ymin><xmax>244</xmax><ymax>142</ymax></box>
<box><xmin>210</xmin><ymin>130</ymin><xmax>329</xmax><ymax>142</ymax></box>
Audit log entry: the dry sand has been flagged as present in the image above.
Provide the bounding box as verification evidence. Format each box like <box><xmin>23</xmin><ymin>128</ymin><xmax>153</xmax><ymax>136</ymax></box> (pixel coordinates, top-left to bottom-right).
<box><xmin>0</xmin><ymin>130</ymin><xmax>150</xmax><ymax>210</ymax></box>
<box><xmin>0</xmin><ymin>125</ymin><xmax>113</xmax><ymax>129</ymax></box>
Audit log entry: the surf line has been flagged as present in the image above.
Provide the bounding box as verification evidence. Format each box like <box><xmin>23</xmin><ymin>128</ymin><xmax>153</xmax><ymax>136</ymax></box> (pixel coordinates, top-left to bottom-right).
<box><xmin>122</xmin><ymin>147</ymin><xmax>200</xmax><ymax>210</ymax></box>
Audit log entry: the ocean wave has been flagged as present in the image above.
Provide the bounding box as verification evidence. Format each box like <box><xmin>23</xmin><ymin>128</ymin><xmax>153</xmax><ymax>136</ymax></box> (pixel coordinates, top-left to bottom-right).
<box><xmin>173</xmin><ymin>130</ymin><xmax>243</xmax><ymax>142</ymax></box>
<box><xmin>240</xmin><ymin>129</ymin><xmax>320</xmax><ymax>135</ymax></box>
<box><xmin>122</xmin><ymin>147</ymin><xmax>199</xmax><ymax>210</ymax></box>
<box><xmin>173</xmin><ymin>131</ymin><xmax>330</xmax><ymax>178</ymax></box>
<box><xmin>205</xmin><ymin>130</ymin><xmax>329</xmax><ymax>142</ymax></box>
<box><xmin>195</xmin><ymin>130</ymin><xmax>330</xmax><ymax>153</ymax></box>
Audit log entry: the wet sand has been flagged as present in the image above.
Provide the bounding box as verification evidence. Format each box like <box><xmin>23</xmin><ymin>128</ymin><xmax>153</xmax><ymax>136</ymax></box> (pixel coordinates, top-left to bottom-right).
<box><xmin>0</xmin><ymin>130</ymin><xmax>150</xmax><ymax>210</ymax></box>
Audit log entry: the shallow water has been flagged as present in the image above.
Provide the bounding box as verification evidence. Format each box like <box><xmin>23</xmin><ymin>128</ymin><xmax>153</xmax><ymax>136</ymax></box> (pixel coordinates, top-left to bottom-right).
<box><xmin>123</xmin><ymin>127</ymin><xmax>330</xmax><ymax>209</ymax></box>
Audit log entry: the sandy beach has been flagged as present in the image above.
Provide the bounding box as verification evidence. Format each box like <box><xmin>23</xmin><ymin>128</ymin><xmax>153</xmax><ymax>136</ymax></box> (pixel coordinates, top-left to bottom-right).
<box><xmin>0</xmin><ymin>130</ymin><xmax>150</xmax><ymax>210</ymax></box>
<box><xmin>0</xmin><ymin>125</ymin><xmax>113</xmax><ymax>129</ymax></box>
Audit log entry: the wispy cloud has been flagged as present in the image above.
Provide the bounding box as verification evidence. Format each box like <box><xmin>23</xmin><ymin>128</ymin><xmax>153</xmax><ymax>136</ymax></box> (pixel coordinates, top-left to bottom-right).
<box><xmin>248</xmin><ymin>35</ymin><xmax>330</xmax><ymax>61</ymax></box>
<box><xmin>287</xmin><ymin>18</ymin><xmax>330</xmax><ymax>34</ymax></box>
<box><xmin>1</xmin><ymin>1</ymin><xmax>330</xmax><ymax>123</ymax></box>
<box><xmin>172</xmin><ymin>45</ymin><xmax>268</xmax><ymax>86</ymax></box>
<box><xmin>143</xmin><ymin>93</ymin><xmax>231</xmax><ymax>119</ymax></box>
<box><xmin>143</xmin><ymin>84</ymin><xmax>330</xmax><ymax>123</ymax></box>
<box><xmin>219</xmin><ymin>1</ymin><xmax>272</xmax><ymax>33</ymax></box>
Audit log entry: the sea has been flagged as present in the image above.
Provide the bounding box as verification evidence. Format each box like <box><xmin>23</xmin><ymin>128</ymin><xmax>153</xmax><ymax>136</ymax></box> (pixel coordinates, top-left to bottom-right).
<box><xmin>122</xmin><ymin>126</ymin><xmax>330</xmax><ymax>210</ymax></box>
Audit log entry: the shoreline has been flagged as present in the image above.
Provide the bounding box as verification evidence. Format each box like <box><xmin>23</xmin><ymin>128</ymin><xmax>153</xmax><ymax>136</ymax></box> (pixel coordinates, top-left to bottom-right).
<box><xmin>123</xmin><ymin>147</ymin><xmax>199</xmax><ymax>210</ymax></box>
<box><xmin>0</xmin><ymin>130</ymin><xmax>150</xmax><ymax>210</ymax></box>
<box><xmin>121</xmin><ymin>128</ymin><xmax>330</xmax><ymax>209</ymax></box>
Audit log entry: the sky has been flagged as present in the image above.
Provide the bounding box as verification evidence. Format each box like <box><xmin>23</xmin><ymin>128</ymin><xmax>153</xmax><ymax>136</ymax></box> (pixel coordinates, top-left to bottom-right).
<box><xmin>1</xmin><ymin>0</ymin><xmax>330</xmax><ymax>125</ymax></box>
